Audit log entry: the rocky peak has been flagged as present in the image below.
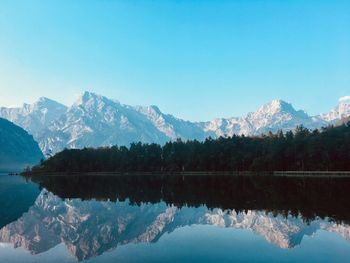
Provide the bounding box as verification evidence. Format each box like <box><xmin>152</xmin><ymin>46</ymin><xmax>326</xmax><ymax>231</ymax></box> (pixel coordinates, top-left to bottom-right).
<box><xmin>254</xmin><ymin>99</ymin><xmax>306</xmax><ymax>117</ymax></box>
<box><xmin>73</xmin><ymin>91</ymin><xmax>111</xmax><ymax>108</ymax></box>
<box><xmin>320</xmin><ymin>96</ymin><xmax>350</xmax><ymax>122</ymax></box>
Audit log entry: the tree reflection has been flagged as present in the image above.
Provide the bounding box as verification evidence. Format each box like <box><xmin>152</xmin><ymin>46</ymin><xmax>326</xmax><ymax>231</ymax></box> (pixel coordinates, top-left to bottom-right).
<box><xmin>27</xmin><ymin>175</ymin><xmax>350</xmax><ymax>223</ymax></box>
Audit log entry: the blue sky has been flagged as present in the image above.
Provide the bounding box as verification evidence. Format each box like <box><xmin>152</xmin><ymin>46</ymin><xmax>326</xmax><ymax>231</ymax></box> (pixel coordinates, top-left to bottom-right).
<box><xmin>0</xmin><ymin>0</ymin><xmax>349</xmax><ymax>121</ymax></box>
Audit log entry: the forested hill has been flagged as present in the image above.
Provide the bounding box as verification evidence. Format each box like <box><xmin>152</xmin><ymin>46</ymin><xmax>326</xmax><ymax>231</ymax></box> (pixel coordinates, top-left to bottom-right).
<box><xmin>30</xmin><ymin>123</ymin><xmax>350</xmax><ymax>173</ymax></box>
<box><xmin>0</xmin><ymin>118</ymin><xmax>44</xmax><ymax>171</ymax></box>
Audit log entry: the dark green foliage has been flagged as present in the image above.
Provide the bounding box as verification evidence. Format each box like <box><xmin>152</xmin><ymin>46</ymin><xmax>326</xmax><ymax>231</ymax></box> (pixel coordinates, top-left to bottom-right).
<box><xmin>32</xmin><ymin>123</ymin><xmax>350</xmax><ymax>173</ymax></box>
<box><xmin>29</xmin><ymin>175</ymin><xmax>350</xmax><ymax>223</ymax></box>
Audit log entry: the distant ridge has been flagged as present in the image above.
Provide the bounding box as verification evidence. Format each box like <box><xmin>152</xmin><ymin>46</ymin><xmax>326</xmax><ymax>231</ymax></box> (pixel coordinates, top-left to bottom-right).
<box><xmin>1</xmin><ymin>91</ymin><xmax>349</xmax><ymax>155</ymax></box>
<box><xmin>0</xmin><ymin>118</ymin><xmax>43</xmax><ymax>171</ymax></box>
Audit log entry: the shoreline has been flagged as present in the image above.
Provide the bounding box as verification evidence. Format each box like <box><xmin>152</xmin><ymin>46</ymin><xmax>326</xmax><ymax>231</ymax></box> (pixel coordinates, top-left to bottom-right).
<box><xmin>20</xmin><ymin>171</ymin><xmax>350</xmax><ymax>178</ymax></box>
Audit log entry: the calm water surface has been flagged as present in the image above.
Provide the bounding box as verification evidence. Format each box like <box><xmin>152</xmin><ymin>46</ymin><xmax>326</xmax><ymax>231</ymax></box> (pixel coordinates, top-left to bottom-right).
<box><xmin>1</xmin><ymin>173</ymin><xmax>350</xmax><ymax>262</ymax></box>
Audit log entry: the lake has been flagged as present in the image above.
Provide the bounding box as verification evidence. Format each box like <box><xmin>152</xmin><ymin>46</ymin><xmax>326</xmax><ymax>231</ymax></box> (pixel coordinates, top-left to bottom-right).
<box><xmin>1</xmin><ymin>173</ymin><xmax>350</xmax><ymax>262</ymax></box>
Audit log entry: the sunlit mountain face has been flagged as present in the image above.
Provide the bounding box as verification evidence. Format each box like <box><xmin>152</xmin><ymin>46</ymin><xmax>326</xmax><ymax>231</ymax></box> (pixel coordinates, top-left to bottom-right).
<box><xmin>1</xmin><ymin>175</ymin><xmax>350</xmax><ymax>262</ymax></box>
<box><xmin>1</xmin><ymin>92</ymin><xmax>349</xmax><ymax>156</ymax></box>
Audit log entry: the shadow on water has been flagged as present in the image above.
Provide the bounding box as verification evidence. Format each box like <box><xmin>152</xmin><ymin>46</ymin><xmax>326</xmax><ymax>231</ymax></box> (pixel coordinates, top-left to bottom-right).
<box><xmin>27</xmin><ymin>174</ymin><xmax>350</xmax><ymax>223</ymax></box>
<box><xmin>0</xmin><ymin>174</ymin><xmax>40</xmax><ymax>228</ymax></box>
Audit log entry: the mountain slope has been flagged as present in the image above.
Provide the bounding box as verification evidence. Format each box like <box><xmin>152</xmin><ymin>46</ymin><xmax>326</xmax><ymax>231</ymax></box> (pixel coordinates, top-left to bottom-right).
<box><xmin>246</xmin><ymin>99</ymin><xmax>326</xmax><ymax>134</ymax></box>
<box><xmin>37</xmin><ymin>92</ymin><xmax>169</xmax><ymax>154</ymax></box>
<box><xmin>319</xmin><ymin>96</ymin><xmax>350</xmax><ymax>123</ymax></box>
<box><xmin>0</xmin><ymin>118</ymin><xmax>43</xmax><ymax>171</ymax></box>
<box><xmin>201</xmin><ymin>100</ymin><xmax>327</xmax><ymax>137</ymax></box>
<box><xmin>336</xmin><ymin>116</ymin><xmax>350</xmax><ymax>126</ymax></box>
<box><xmin>1</xmin><ymin>92</ymin><xmax>349</xmax><ymax>155</ymax></box>
<box><xmin>135</xmin><ymin>105</ymin><xmax>207</xmax><ymax>140</ymax></box>
<box><xmin>0</xmin><ymin>97</ymin><xmax>67</xmax><ymax>138</ymax></box>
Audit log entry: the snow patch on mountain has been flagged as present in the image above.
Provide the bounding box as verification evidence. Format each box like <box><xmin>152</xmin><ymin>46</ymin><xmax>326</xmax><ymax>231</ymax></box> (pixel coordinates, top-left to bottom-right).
<box><xmin>1</xmin><ymin>91</ymin><xmax>349</xmax><ymax>155</ymax></box>
<box><xmin>135</xmin><ymin>105</ymin><xmax>207</xmax><ymax>141</ymax></box>
<box><xmin>319</xmin><ymin>96</ymin><xmax>350</xmax><ymax>123</ymax></box>
<box><xmin>0</xmin><ymin>97</ymin><xmax>67</xmax><ymax>138</ymax></box>
<box><xmin>37</xmin><ymin>92</ymin><xmax>169</xmax><ymax>155</ymax></box>
<box><xmin>201</xmin><ymin>99</ymin><xmax>327</xmax><ymax>137</ymax></box>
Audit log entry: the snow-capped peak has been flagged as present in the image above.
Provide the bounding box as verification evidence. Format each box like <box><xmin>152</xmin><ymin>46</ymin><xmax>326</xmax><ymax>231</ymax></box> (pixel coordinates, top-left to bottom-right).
<box><xmin>0</xmin><ymin>97</ymin><xmax>67</xmax><ymax>138</ymax></box>
<box><xmin>1</xmin><ymin>92</ymin><xmax>347</xmax><ymax>155</ymax></box>
<box><xmin>32</xmin><ymin>97</ymin><xmax>67</xmax><ymax>112</ymax></box>
<box><xmin>339</xmin><ymin>96</ymin><xmax>350</xmax><ymax>105</ymax></box>
<box><xmin>244</xmin><ymin>99</ymin><xmax>316</xmax><ymax>134</ymax></box>
<box><xmin>74</xmin><ymin>91</ymin><xmax>106</xmax><ymax>106</ymax></box>
<box><xmin>72</xmin><ymin>91</ymin><xmax>123</xmax><ymax>114</ymax></box>
<box><xmin>257</xmin><ymin>99</ymin><xmax>300</xmax><ymax>115</ymax></box>
<box><xmin>37</xmin><ymin>97</ymin><xmax>56</xmax><ymax>104</ymax></box>
<box><xmin>37</xmin><ymin>91</ymin><xmax>171</xmax><ymax>154</ymax></box>
<box><xmin>271</xmin><ymin>99</ymin><xmax>287</xmax><ymax>106</ymax></box>
<box><xmin>319</xmin><ymin>95</ymin><xmax>350</xmax><ymax>122</ymax></box>
<box><xmin>249</xmin><ymin>99</ymin><xmax>301</xmax><ymax>120</ymax></box>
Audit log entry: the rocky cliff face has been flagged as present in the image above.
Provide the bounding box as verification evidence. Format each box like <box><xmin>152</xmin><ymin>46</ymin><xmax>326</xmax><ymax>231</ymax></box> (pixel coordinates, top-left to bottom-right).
<box><xmin>37</xmin><ymin>92</ymin><xmax>169</xmax><ymax>155</ymax></box>
<box><xmin>1</xmin><ymin>190</ymin><xmax>349</xmax><ymax>261</ymax></box>
<box><xmin>1</xmin><ymin>92</ymin><xmax>349</xmax><ymax>155</ymax></box>
<box><xmin>135</xmin><ymin>105</ymin><xmax>207</xmax><ymax>141</ymax></box>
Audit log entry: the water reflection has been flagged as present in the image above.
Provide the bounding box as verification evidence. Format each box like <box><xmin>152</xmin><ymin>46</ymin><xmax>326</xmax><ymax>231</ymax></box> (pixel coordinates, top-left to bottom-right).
<box><xmin>29</xmin><ymin>175</ymin><xmax>350</xmax><ymax>222</ymax></box>
<box><xmin>0</xmin><ymin>174</ymin><xmax>40</xmax><ymax>228</ymax></box>
<box><xmin>1</xmin><ymin>175</ymin><xmax>350</xmax><ymax>262</ymax></box>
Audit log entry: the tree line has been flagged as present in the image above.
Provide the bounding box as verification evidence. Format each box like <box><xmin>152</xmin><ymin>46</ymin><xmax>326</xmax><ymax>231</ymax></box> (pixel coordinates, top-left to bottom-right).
<box><xmin>30</xmin><ymin>123</ymin><xmax>350</xmax><ymax>173</ymax></box>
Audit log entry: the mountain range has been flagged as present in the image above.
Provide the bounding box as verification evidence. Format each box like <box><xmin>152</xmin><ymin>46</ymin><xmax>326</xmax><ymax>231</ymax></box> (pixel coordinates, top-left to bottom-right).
<box><xmin>0</xmin><ymin>190</ymin><xmax>349</xmax><ymax>261</ymax></box>
<box><xmin>1</xmin><ymin>91</ymin><xmax>350</xmax><ymax>155</ymax></box>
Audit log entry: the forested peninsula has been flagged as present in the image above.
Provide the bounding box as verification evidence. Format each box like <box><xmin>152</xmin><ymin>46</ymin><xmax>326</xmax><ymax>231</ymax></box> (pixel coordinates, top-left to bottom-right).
<box><xmin>28</xmin><ymin>123</ymin><xmax>350</xmax><ymax>174</ymax></box>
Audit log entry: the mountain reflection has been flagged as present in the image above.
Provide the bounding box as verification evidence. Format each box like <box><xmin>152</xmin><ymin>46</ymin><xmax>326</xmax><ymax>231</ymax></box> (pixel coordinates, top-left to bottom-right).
<box><xmin>1</xmin><ymin>175</ymin><xmax>350</xmax><ymax>261</ymax></box>
<box><xmin>29</xmin><ymin>174</ymin><xmax>350</xmax><ymax>222</ymax></box>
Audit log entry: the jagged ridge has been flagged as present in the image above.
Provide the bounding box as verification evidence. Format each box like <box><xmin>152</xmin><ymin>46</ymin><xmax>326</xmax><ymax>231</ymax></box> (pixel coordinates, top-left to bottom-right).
<box><xmin>0</xmin><ymin>191</ymin><xmax>349</xmax><ymax>261</ymax></box>
<box><xmin>1</xmin><ymin>92</ymin><xmax>349</xmax><ymax>155</ymax></box>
